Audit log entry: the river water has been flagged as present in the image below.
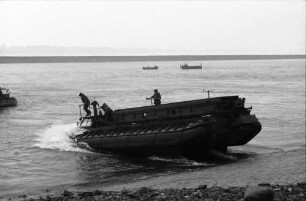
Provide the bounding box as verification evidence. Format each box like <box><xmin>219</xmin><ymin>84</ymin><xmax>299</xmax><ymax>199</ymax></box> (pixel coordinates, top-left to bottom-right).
<box><xmin>0</xmin><ymin>59</ymin><xmax>305</xmax><ymax>197</ymax></box>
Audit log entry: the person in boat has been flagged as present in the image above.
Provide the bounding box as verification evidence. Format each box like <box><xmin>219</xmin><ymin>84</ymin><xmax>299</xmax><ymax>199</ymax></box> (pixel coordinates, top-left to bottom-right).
<box><xmin>91</xmin><ymin>98</ymin><xmax>99</xmax><ymax>117</ymax></box>
<box><xmin>146</xmin><ymin>89</ymin><xmax>161</xmax><ymax>105</ymax></box>
<box><xmin>79</xmin><ymin>92</ymin><xmax>91</xmax><ymax>116</ymax></box>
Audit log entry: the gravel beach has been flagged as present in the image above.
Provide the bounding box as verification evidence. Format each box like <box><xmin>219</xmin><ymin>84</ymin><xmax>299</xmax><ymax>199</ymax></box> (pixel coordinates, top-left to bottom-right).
<box><xmin>10</xmin><ymin>183</ymin><xmax>306</xmax><ymax>201</ymax></box>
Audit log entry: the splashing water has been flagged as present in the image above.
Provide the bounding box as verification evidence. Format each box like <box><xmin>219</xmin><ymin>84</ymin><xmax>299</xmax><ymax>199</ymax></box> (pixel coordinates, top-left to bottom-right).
<box><xmin>33</xmin><ymin>123</ymin><xmax>89</xmax><ymax>152</ymax></box>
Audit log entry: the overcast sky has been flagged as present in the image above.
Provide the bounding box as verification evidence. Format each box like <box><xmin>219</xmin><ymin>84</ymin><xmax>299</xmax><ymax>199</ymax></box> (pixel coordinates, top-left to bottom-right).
<box><xmin>0</xmin><ymin>0</ymin><xmax>305</xmax><ymax>55</ymax></box>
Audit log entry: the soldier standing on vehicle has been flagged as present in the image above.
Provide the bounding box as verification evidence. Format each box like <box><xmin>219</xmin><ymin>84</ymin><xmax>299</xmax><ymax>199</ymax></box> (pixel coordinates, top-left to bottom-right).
<box><xmin>146</xmin><ymin>89</ymin><xmax>161</xmax><ymax>105</ymax></box>
<box><xmin>79</xmin><ymin>92</ymin><xmax>91</xmax><ymax>116</ymax></box>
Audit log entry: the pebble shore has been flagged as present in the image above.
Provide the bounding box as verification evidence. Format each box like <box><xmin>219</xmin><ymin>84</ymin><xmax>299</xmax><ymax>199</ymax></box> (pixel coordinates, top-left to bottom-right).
<box><xmin>14</xmin><ymin>182</ymin><xmax>305</xmax><ymax>201</ymax></box>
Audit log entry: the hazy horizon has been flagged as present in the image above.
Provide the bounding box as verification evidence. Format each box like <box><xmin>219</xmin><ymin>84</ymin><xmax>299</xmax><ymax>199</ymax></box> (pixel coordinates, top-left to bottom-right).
<box><xmin>1</xmin><ymin>0</ymin><xmax>305</xmax><ymax>56</ymax></box>
<box><xmin>1</xmin><ymin>45</ymin><xmax>306</xmax><ymax>57</ymax></box>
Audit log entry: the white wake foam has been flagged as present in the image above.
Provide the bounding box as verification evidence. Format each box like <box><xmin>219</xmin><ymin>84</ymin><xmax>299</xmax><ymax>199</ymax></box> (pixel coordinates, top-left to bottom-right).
<box><xmin>149</xmin><ymin>156</ymin><xmax>210</xmax><ymax>167</ymax></box>
<box><xmin>33</xmin><ymin>123</ymin><xmax>89</xmax><ymax>152</ymax></box>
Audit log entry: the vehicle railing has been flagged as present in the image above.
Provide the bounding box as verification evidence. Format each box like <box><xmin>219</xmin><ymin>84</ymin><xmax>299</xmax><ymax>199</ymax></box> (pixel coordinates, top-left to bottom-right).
<box><xmin>78</xmin><ymin>104</ymin><xmax>92</xmax><ymax>127</ymax></box>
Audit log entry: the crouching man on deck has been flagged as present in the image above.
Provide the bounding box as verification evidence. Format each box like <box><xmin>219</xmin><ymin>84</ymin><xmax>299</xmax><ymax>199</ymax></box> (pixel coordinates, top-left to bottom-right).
<box><xmin>91</xmin><ymin>98</ymin><xmax>99</xmax><ymax>117</ymax></box>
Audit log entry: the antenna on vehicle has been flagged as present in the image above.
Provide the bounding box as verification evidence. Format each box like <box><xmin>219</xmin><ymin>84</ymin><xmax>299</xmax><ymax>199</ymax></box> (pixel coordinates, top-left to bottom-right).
<box><xmin>203</xmin><ymin>89</ymin><xmax>213</xmax><ymax>98</ymax></box>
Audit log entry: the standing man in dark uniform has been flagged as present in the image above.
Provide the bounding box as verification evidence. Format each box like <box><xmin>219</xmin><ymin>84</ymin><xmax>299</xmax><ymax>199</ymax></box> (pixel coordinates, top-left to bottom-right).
<box><xmin>79</xmin><ymin>92</ymin><xmax>91</xmax><ymax>116</ymax></box>
<box><xmin>146</xmin><ymin>89</ymin><xmax>161</xmax><ymax>105</ymax></box>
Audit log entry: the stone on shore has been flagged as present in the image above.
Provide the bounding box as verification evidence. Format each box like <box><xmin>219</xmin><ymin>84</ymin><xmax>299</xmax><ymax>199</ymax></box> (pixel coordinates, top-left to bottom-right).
<box><xmin>243</xmin><ymin>185</ymin><xmax>273</xmax><ymax>201</ymax></box>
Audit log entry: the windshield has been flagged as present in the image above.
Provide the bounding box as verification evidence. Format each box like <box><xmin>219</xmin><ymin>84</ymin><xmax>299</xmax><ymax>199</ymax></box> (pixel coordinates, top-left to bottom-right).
<box><xmin>1</xmin><ymin>89</ymin><xmax>9</xmax><ymax>95</ymax></box>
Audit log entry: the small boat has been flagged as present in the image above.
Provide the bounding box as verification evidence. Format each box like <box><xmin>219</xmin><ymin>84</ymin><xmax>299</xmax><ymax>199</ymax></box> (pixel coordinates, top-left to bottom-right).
<box><xmin>73</xmin><ymin>95</ymin><xmax>261</xmax><ymax>158</ymax></box>
<box><xmin>180</xmin><ymin>63</ymin><xmax>202</xmax><ymax>69</ymax></box>
<box><xmin>143</xmin><ymin>65</ymin><xmax>158</xmax><ymax>70</ymax></box>
<box><xmin>0</xmin><ymin>87</ymin><xmax>17</xmax><ymax>108</ymax></box>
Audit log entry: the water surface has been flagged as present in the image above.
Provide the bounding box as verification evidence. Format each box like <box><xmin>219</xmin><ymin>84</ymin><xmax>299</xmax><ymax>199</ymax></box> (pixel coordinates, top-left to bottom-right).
<box><xmin>0</xmin><ymin>59</ymin><xmax>305</xmax><ymax>196</ymax></box>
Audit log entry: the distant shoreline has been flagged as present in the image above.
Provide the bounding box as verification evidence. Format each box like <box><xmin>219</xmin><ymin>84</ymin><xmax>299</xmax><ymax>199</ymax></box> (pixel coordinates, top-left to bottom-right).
<box><xmin>0</xmin><ymin>55</ymin><xmax>304</xmax><ymax>64</ymax></box>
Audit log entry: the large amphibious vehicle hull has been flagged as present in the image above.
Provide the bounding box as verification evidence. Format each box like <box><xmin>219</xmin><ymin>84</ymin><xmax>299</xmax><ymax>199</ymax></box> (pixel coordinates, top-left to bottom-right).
<box><xmin>74</xmin><ymin>96</ymin><xmax>261</xmax><ymax>157</ymax></box>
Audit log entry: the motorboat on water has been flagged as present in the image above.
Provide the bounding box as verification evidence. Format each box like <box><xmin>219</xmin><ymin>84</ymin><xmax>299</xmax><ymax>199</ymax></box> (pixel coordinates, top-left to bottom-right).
<box><xmin>0</xmin><ymin>87</ymin><xmax>17</xmax><ymax>108</ymax></box>
<box><xmin>143</xmin><ymin>65</ymin><xmax>158</xmax><ymax>70</ymax></box>
<box><xmin>73</xmin><ymin>95</ymin><xmax>261</xmax><ymax>158</ymax></box>
<box><xmin>180</xmin><ymin>63</ymin><xmax>202</xmax><ymax>69</ymax></box>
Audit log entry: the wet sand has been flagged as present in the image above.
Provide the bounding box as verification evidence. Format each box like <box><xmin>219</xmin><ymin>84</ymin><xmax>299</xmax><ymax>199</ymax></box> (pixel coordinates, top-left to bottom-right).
<box><xmin>100</xmin><ymin>148</ymin><xmax>305</xmax><ymax>191</ymax></box>
<box><xmin>3</xmin><ymin>148</ymin><xmax>305</xmax><ymax>200</ymax></box>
